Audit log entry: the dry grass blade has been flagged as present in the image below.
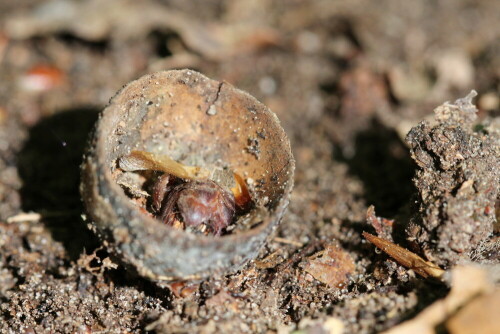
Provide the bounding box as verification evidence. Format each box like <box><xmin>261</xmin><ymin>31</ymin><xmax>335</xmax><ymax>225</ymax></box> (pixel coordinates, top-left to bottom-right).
<box><xmin>363</xmin><ymin>232</ymin><xmax>445</xmax><ymax>279</ymax></box>
<box><xmin>119</xmin><ymin>150</ymin><xmax>210</xmax><ymax>180</ymax></box>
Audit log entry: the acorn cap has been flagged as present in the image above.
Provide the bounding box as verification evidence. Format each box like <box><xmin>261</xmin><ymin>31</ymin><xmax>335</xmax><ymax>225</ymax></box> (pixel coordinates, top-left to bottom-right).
<box><xmin>80</xmin><ymin>70</ymin><xmax>295</xmax><ymax>280</ymax></box>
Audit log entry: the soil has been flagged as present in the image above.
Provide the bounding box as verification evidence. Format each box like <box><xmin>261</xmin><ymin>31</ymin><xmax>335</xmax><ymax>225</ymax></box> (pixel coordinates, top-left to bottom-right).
<box><xmin>0</xmin><ymin>1</ymin><xmax>498</xmax><ymax>333</ymax></box>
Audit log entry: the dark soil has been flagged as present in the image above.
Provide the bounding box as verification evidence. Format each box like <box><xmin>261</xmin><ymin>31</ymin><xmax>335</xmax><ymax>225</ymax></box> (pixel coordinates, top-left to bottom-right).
<box><xmin>0</xmin><ymin>1</ymin><xmax>498</xmax><ymax>333</ymax></box>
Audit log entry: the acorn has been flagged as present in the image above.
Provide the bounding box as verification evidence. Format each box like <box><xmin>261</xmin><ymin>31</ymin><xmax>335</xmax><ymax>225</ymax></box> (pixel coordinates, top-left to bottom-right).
<box><xmin>80</xmin><ymin>70</ymin><xmax>295</xmax><ymax>280</ymax></box>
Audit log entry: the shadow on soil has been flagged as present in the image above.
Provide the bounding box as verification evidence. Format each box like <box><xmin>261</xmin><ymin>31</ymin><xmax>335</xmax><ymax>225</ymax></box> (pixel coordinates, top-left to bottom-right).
<box><xmin>17</xmin><ymin>108</ymin><xmax>100</xmax><ymax>260</ymax></box>
<box><xmin>16</xmin><ymin>108</ymin><xmax>175</xmax><ymax>305</ymax></box>
<box><xmin>337</xmin><ymin>119</ymin><xmax>416</xmax><ymax>218</ymax></box>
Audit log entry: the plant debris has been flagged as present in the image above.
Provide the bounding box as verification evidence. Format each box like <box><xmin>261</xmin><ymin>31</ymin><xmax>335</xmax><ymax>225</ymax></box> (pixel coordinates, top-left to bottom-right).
<box><xmin>302</xmin><ymin>243</ymin><xmax>356</xmax><ymax>289</ymax></box>
<box><xmin>119</xmin><ymin>150</ymin><xmax>211</xmax><ymax>180</ymax></box>
<box><xmin>383</xmin><ymin>265</ymin><xmax>498</xmax><ymax>334</ymax></box>
<box><xmin>445</xmin><ymin>288</ymin><xmax>500</xmax><ymax>334</ymax></box>
<box><xmin>363</xmin><ymin>232</ymin><xmax>445</xmax><ymax>279</ymax></box>
<box><xmin>366</xmin><ymin>205</ymin><xmax>395</xmax><ymax>241</ymax></box>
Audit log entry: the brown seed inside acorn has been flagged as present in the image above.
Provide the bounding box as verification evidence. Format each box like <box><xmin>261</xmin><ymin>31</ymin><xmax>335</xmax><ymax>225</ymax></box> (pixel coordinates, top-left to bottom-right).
<box><xmin>118</xmin><ymin>150</ymin><xmax>252</xmax><ymax>236</ymax></box>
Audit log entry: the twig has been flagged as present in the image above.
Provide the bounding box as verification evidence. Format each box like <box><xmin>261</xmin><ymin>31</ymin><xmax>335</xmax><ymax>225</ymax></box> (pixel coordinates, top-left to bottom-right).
<box><xmin>6</xmin><ymin>210</ymin><xmax>80</xmax><ymax>224</ymax></box>
<box><xmin>273</xmin><ymin>237</ymin><xmax>303</xmax><ymax>247</ymax></box>
<box><xmin>6</xmin><ymin>212</ymin><xmax>41</xmax><ymax>223</ymax></box>
<box><xmin>363</xmin><ymin>232</ymin><xmax>445</xmax><ymax>279</ymax></box>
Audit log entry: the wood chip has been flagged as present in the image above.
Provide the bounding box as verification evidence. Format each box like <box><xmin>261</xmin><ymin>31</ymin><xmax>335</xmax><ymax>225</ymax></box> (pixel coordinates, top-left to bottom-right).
<box><xmin>363</xmin><ymin>232</ymin><xmax>445</xmax><ymax>279</ymax></box>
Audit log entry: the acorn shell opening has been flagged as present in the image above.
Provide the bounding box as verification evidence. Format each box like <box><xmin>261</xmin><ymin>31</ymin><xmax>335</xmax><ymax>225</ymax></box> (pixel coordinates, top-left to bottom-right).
<box><xmin>81</xmin><ymin>70</ymin><xmax>295</xmax><ymax>280</ymax></box>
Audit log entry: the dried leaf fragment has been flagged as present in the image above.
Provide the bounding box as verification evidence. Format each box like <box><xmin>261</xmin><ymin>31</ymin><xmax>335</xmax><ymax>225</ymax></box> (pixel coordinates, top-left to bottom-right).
<box><xmin>119</xmin><ymin>150</ymin><xmax>210</xmax><ymax>180</ymax></box>
<box><xmin>303</xmin><ymin>243</ymin><xmax>355</xmax><ymax>288</ymax></box>
<box><xmin>363</xmin><ymin>232</ymin><xmax>445</xmax><ymax>279</ymax></box>
<box><xmin>168</xmin><ymin>281</ymin><xmax>199</xmax><ymax>299</ymax></box>
<box><xmin>446</xmin><ymin>289</ymin><xmax>500</xmax><ymax>334</ymax></box>
<box><xmin>366</xmin><ymin>205</ymin><xmax>394</xmax><ymax>241</ymax></box>
<box><xmin>383</xmin><ymin>265</ymin><xmax>493</xmax><ymax>334</ymax></box>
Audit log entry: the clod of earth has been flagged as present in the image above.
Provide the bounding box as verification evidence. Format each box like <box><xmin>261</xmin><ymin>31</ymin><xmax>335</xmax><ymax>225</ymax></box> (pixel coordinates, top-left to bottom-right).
<box><xmin>405</xmin><ymin>91</ymin><xmax>500</xmax><ymax>267</ymax></box>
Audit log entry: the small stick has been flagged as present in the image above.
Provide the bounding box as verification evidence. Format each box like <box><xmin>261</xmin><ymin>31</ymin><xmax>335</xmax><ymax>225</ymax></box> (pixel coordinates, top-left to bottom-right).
<box><xmin>363</xmin><ymin>232</ymin><xmax>445</xmax><ymax>279</ymax></box>
<box><xmin>273</xmin><ymin>237</ymin><xmax>303</xmax><ymax>248</ymax></box>
<box><xmin>6</xmin><ymin>212</ymin><xmax>41</xmax><ymax>223</ymax></box>
<box><xmin>6</xmin><ymin>210</ymin><xmax>81</xmax><ymax>224</ymax></box>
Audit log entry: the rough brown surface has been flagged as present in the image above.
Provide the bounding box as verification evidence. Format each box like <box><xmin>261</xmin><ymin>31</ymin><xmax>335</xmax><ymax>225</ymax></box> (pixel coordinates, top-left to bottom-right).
<box><xmin>81</xmin><ymin>70</ymin><xmax>295</xmax><ymax>280</ymax></box>
<box><xmin>406</xmin><ymin>92</ymin><xmax>500</xmax><ymax>267</ymax></box>
<box><xmin>0</xmin><ymin>1</ymin><xmax>498</xmax><ymax>333</ymax></box>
